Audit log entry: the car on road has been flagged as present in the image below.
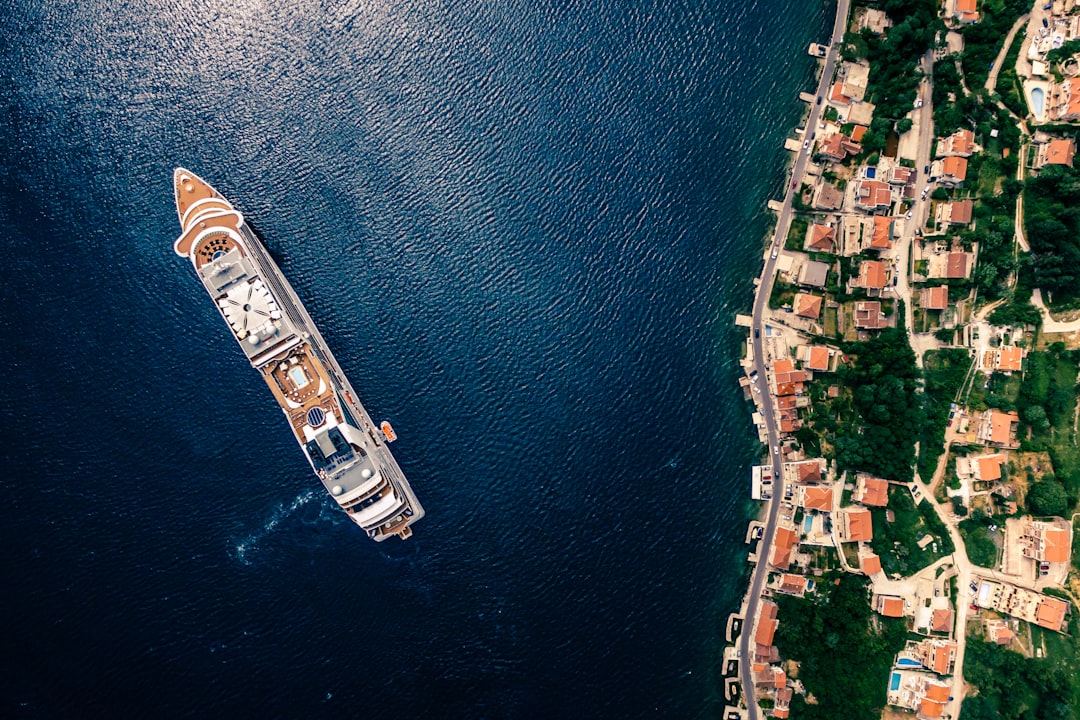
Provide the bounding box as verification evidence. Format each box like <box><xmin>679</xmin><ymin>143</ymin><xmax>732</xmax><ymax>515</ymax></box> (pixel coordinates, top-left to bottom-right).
<box><xmin>771</xmin><ymin>248</ymin><xmax>778</xmax><ymax>259</ymax></box>
<box><xmin>802</xmin><ymin>139</ymin><xmax>810</xmax><ymax>150</ymax></box>
<box><xmin>906</xmin><ymin>210</ymin><xmax>912</xmax><ymax>219</ymax></box>
<box><xmin>914</xmin><ymin>98</ymin><xmax>923</xmax><ymax>109</ymax></box>
<box><xmin>923</xmin><ymin>165</ymin><xmax>930</xmax><ymax>174</ymax></box>
<box><xmin>754</xmin><ymin>329</ymin><xmax>760</xmax><ymax>338</ymax></box>
<box><xmin>772</xmin><ymin>445</ymin><xmax>779</xmax><ymax>454</ymax></box>
<box><xmin>816</xmin><ymin>95</ymin><xmax>822</xmax><ymax>105</ymax></box>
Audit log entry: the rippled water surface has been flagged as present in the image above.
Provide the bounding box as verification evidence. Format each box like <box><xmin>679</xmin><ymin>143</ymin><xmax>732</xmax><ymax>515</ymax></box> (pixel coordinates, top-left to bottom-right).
<box><xmin>0</xmin><ymin>0</ymin><xmax>830</xmax><ymax>716</ymax></box>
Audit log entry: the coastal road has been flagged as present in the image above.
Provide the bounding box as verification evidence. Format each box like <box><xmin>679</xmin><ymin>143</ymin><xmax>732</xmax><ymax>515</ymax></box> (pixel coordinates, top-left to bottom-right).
<box><xmin>738</xmin><ymin>0</ymin><xmax>850</xmax><ymax>716</ymax></box>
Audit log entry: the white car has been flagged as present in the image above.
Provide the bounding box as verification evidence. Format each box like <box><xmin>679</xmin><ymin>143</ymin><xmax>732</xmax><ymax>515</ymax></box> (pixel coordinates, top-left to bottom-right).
<box><xmin>803</xmin><ymin>139</ymin><xmax>810</xmax><ymax>150</ymax></box>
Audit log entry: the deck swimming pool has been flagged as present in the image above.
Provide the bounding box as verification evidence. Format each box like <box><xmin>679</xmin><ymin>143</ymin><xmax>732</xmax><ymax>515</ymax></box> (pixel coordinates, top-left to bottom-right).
<box><xmin>803</xmin><ymin>515</ymin><xmax>813</xmax><ymax>533</ymax></box>
<box><xmin>1031</xmin><ymin>87</ymin><xmax>1045</xmax><ymax>118</ymax></box>
<box><xmin>896</xmin><ymin>658</ymin><xmax>922</xmax><ymax>668</ymax></box>
<box><xmin>890</xmin><ymin>672</ymin><xmax>901</xmax><ymax>691</ymax></box>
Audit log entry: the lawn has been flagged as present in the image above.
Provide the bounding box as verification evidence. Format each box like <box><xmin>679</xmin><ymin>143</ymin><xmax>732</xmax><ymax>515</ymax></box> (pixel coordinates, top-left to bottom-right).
<box><xmin>959</xmin><ymin>517</ymin><xmax>1000</xmax><ymax>568</ymax></box>
<box><xmin>870</xmin><ymin>485</ymin><xmax>955</xmax><ymax>576</ymax></box>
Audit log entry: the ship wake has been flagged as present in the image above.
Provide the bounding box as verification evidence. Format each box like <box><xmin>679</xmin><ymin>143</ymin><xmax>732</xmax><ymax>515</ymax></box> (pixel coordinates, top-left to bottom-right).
<box><xmin>233</xmin><ymin>489</ymin><xmax>320</xmax><ymax>564</ymax></box>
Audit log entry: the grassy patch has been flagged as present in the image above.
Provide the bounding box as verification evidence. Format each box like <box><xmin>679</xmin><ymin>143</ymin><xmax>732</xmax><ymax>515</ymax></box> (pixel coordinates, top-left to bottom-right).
<box><xmin>919</xmin><ymin>349</ymin><xmax>973</xmax><ymax>481</ymax></box>
<box><xmin>870</xmin><ymin>486</ymin><xmax>954</xmax><ymax>576</ymax></box>
<box><xmin>959</xmin><ymin>517</ymin><xmax>1000</xmax><ymax>568</ymax></box>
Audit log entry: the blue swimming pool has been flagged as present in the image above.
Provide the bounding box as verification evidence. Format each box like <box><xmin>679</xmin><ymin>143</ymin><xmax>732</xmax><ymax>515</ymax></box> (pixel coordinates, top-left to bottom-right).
<box><xmin>1032</xmin><ymin>87</ymin><xmax>1046</xmax><ymax>118</ymax></box>
<box><xmin>866</xmin><ymin>167</ymin><xmax>877</xmax><ymax>178</ymax></box>
<box><xmin>896</xmin><ymin>658</ymin><xmax>922</xmax><ymax>668</ymax></box>
<box><xmin>890</xmin><ymin>672</ymin><xmax>901</xmax><ymax>691</ymax></box>
<box><xmin>803</xmin><ymin>515</ymin><xmax>813</xmax><ymax>533</ymax></box>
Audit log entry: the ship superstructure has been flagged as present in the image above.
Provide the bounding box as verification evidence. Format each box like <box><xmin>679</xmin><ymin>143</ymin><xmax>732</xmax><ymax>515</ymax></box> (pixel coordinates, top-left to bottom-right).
<box><xmin>172</xmin><ymin>168</ymin><xmax>424</xmax><ymax>540</ymax></box>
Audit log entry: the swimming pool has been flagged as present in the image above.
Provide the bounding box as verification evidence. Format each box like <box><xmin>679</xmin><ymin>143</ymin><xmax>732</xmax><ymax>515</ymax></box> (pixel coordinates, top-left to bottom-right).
<box><xmin>890</xmin><ymin>672</ymin><xmax>901</xmax><ymax>691</ymax></box>
<box><xmin>803</xmin><ymin>515</ymin><xmax>813</xmax><ymax>534</ymax></box>
<box><xmin>1031</xmin><ymin>87</ymin><xmax>1046</xmax><ymax>119</ymax></box>
<box><xmin>896</xmin><ymin>657</ymin><xmax>922</xmax><ymax>668</ymax></box>
<box><xmin>289</xmin><ymin>366</ymin><xmax>310</xmax><ymax>388</ymax></box>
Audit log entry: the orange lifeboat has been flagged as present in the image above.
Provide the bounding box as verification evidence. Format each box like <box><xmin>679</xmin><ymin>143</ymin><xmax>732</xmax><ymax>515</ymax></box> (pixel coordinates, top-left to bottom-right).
<box><xmin>380</xmin><ymin>421</ymin><xmax>398</xmax><ymax>443</ymax></box>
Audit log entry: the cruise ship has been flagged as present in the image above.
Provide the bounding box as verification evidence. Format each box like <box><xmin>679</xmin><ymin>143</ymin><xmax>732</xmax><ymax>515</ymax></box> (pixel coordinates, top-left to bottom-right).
<box><xmin>172</xmin><ymin>168</ymin><xmax>424</xmax><ymax>540</ymax></box>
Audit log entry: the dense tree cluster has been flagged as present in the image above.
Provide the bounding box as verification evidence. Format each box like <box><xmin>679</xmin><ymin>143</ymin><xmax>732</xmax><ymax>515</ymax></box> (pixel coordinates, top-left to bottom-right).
<box><xmin>835</xmin><ymin>327</ymin><xmax>924</xmax><ymax>482</ymax></box>
<box><xmin>1024</xmin><ymin>166</ymin><xmax>1080</xmax><ymax>305</ymax></box>
<box><xmin>919</xmin><ymin>349</ymin><xmax>972</xmax><ymax>480</ymax></box>
<box><xmin>774</xmin><ymin>574</ymin><xmax>907</xmax><ymax>720</ymax></box>
<box><xmin>960</xmin><ymin>0</ymin><xmax>1031</xmax><ymax>90</ymax></box>
<box><xmin>962</xmin><ymin>640</ymin><xmax>1078</xmax><ymax>720</ymax></box>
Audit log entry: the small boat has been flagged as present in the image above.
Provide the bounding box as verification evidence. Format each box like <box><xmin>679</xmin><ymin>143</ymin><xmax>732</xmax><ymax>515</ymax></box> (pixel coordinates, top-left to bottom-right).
<box><xmin>381</xmin><ymin>421</ymin><xmax>398</xmax><ymax>443</ymax></box>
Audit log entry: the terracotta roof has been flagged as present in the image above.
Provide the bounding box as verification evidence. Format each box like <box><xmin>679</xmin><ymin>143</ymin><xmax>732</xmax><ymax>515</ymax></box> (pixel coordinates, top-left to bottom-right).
<box><xmin>1043</xmin><ymin>527</ymin><xmax>1070</xmax><ymax>563</ymax></box>
<box><xmin>942</xmin><ymin>156</ymin><xmax>968</xmax><ymax>181</ymax></box>
<box><xmin>876</xmin><ymin>595</ymin><xmax>904</xmax><ymax>617</ymax></box>
<box><xmin>846</xmin><ymin>508</ymin><xmax>873</xmax><ymax>541</ymax></box>
<box><xmin>955</xmin><ymin>0</ymin><xmax>979</xmax><ymax>21</ymax></box>
<box><xmin>797</xmin><ymin>460</ymin><xmax>824</xmax><ymax>483</ymax></box>
<box><xmin>854</xmin><ymin>300</ymin><xmax>886</xmax><ymax>329</ymax></box>
<box><xmin>1066</xmin><ymin>78</ymin><xmax>1080</xmax><ymax>120</ymax></box>
<box><xmin>807</xmin><ymin>223</ymin><xmax>836</xmax><ymax>252</ymax></box>
<box><xmin>807</xmin><ymin>346</ymin><xmax>830</xmax><ymax>371</ymax></box>
<box><xmin>780</xmin><ymin>574</ymin><xmax>807</xmax><ymax>594</ymax></box>
<box><xmin>801</xmin><ymin>485</ymin><xmax>834</xmax><ymax>511</ymax></box>
<box><xmin>858</xmin><ymin>260</ymin><xmax>888</xmax><ymax>288</ymax></box>
<box><xmin>922</xmin><ymin>286</ymin><xmax>948</xmax><ymax>311</ymax></box>
<box><xmin>776</xmin><ymin>395</ymin><xmax>797</xmax><ymax>410</ymax></box>
<box><xmin>924</xmin><ymin>683</ymin><xmax>950</xmax><ymax>703</ymax></box>
<box><xmin>871</xmin><ymin>215</ymin><xmax>893</xmax><ymax>249</ymax></box>
<box><xmin>851</xmin><ymin>124</ymin><xmax>868</xmax><ymax>141</ymax></box>
<box><xmin>858</xmin><ymin>476</ymin><xmax>889</xmax><ymax>506</ymax></box>
<box><xmin>931</xmin><ymin>643</ymin><xmax>956</xmax><ymax>674</ymax></box>
<box><xmin>830</xmin><ymin>81</ymin><xmax>851</xmax><ymax>105</ymax></box>
<box><xmin>756</xmin><ymin>601</ymin><xmax>779</xmax><ymax>645</ymax></box>
<box><xmin>794</xmin><ymin>293</ymin><xmax>823</xmax><ymax>319</ymax></box>
<box><xmin>940</xmin><ymin>128</ymin><xmax>975</xmax><ymax>156</ymax></box>
<box><xmin>1045</xmin><ymin>138</ymin><xmax>1076</xmax><ymax>166</ymax></box>
<box><xmin>945</xmin><ymin>252</ymin><xmax>969</xmax><ymax>279</ymax></box>
<box><xmin>773</xmin><ymin>358</ymin><xmax>794</xmax><ymax>374</ymax></box>
<box><xmin>975</xmin><ymin>454</ymin><xmax>1004</xmax><ymax>481</ymax></box>
<box><xmin>771</xmin><ymin>708</ymin><xmax>790</xmax><ymax>719</ymax></box>
<box><xmin>1035</xmin><ymin>597</ymin><xmax>1068</xmax><ymax>630</ymax></box>
<box><xmin>988</xmin><ymin>410</ymin><xmax>1018</xmax><ymax>446</ymax></box>
<box><xmin>770</xmin><ymin>527</ymin><xmax>798</xmax><ymax>570</ymax></box>
<box><xmin>987</xmin><ymin>620</ymin><xmax>1013</xmax><ymax>644</ymax></box>
<box><xmin>855</xmin><ymin>179</ymin><xmax>893</xmax><ymax>209</ymax></box>
<box><xmin>931</xmin><ymin>608</ymin><xmax>953</xmax><ymax>633</ymax></box>
<box><xmin>998</xmin><ymin>345</ymin><xmax>1023</xmax><ymax>372</ymax></box>
<box><xmin>861</xmin><ymin>554</ymin><xmax>882</xmax><ymax>575</ymax></box>
<box><xmin>948</xmin><ymin>199</ymin><xmax>973</xmax><ymax>225</ymax></box>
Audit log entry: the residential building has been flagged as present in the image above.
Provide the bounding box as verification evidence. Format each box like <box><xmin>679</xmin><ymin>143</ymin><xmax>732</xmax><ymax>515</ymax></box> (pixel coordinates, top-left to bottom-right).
<box><xmin>777</xmin><ymin>574</ymin><xmax>809</xmax><ymax>597</ymax></box>
<box><xmin>813</xmin><ymin>182</ymin><xmax>845</xmax><ymax>211</ymax></box>
<box><xmin>874</xmin><ymin>594</ymin><xmax>905</xmax><ymax>617</ymax></box>
<box><xmin>843</xmin><ymin>508</ymin><xmax>873</xmax><ymax>542</ymax></box>
<box><xmin>798</xmin><ymin>259</ymin><xmax>830</xmax><ymax>288</ymax></box>
<box><xmin>969</xmin><ymin>453</ymin><xmax>1006</xmax><ymax>482</ymax></box>
<box><xmin>940</xmin><ymin>199</ymin><xmax>973</xmax><ymax>226</ymax></box>
<box><xmin>868</xmin><ymin>215</ymin><xmax>895</xmax><ymax>250</ymax></box>
<box><xmin>862</xmin><ymin>553</ymin><xmax>882</xmax><ymax>575</ymax></box>
<box><xmin>930</xmin><ymin>251</ymin><xmax>971</xmax><ymax>280</ymax></box>
<box><xmin>772</xmin><ymin>359</ymin><xmax>809</xmax><ymax>396</ymax></box>
<box><xmin>799</xmin><ymin>485</ymin><xmax>835</xmax><ymax>512</ymax></box>
<box><xmin>770</xmin><ymin>526</ymin><xmax>798</xmax><ymax>571</ymax></box>
<box><xmin>793</xmin><ymin>292</ymin><xmax>823</xmax><ymax>320</ymax></box>
<box><xmin>914</xmin><ymin>638</ymin><xmax>958</xmax><ymax>676</ymax></box>
<box><xmin>980</xmin><ymin>344</ymin><xmax>1025</xmax><ymax>373</ymax></box>
<box><xmin>937</xmin><ymin>156</ymin><xmax>968</xmax><ymax>187</ymax></box>
<box><xmin>1035</xmin><ymin>137</ymin><xmax>1076</xmax><ymax>168</ymax></box>
<box><xmin>954</xmin><ymin>0</ymin><xmax>980</xmax><ymax>23</ymax></box>
<box><xmin>886</xmin><ymin>165</ymin><xmax>916</xmax><ymax>185</ymax></box>
<box><xmin>804</xmin><ymin>345</ymin><xmax>832</xmax><ymax>372</ymax></box>
<box><xmin>1049</xmin><ymin>77</ymin><xmax>1080</xmax><ymax>122</ymax></box>
<box><xmin>855</xmin><ymin>260</ymin><xmax>888</xmax><ymax>295</ymax></box>
<box><xmin>755</xmin><ymin>600</ymin><xmax>780</xmax><ymax>662</ymax></box>
<box><xmin>855</xmin><ymin>475</ymin><xmax>889</xmax><ymax>507</ymax></box>
<box><xmin>921</xmin><ymin>286</ymin><xmax>948</xmax><ymax>311</ymax></box>
<box><xmin>854</xmin><ymin>300</ymin><xmax>887</xmax><ymax>329</ymax></box>
<box><xmin>976</xmin><ymin>409</ymin><xmax>1020</xmax><ymax>449</ymax></box>
<box><xmin>784</xmin><ymin>458</ymin><xmax>826</xmax><ymax>485</ymax></box>
<box><xmin>931</xmin><ymin>608</ymin><xmax>953</xmax><ymax>634</ymax></box>
<box><xmin>937</xmin><ymin>128</ymin><xmax>976</xmax><ymax>157</ymax></box>
<box><xmin>818</xmin><ymin>132</ymin><xmax>862</xmax><ymax>162</ymax></box>
<box><xmin>805</xmin><ymin>223</ymin><xmax>837</xmax><ymax>253</ymax></box>
<box><xmin>1019</xmin><ymin>519</ymin><xmax>1072</xmax><ymax>565</ymax></box>
<box><xmin>854</xmin><ymin>179</ymin><xmax>893</xmax><ymax>212</ymax></box>
<box><xmin>985</xmin><ymin>619</ymin><xmax>1014</xmax><ymax>645</ymax></box>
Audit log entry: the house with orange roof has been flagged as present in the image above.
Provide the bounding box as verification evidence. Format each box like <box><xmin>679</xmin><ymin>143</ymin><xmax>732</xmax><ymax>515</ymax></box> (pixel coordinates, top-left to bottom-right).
<box><xmin>783</xmin><ymin>458</ymin><xmax>826</xmax><ymax>485</ymax></box>
<box><xmin>1035</xmin><ymin>596</ymin><xmax>1069</xmax><ymax>631</ymax></box>
<box><xmin>861</xmin><ymin>553</ymin><xmax>882</xmax><ymax>575</ymax></box>
<box><xmin>921</xmin><ymin>286</ymin><xmax>948</xmax><ymax>311</ymax></box>
<box><xmin>799</xmin><ymin>485</ymin><xmax>835</xmax><ymax>512</ymax></box>
<box><xmin>1036</xmin><ymin>137</ymin><xmax>1076</xmax><ymax>168</ymax></box>
<box><xmin>936</xmin><ymin>156</ymin><xmax>968</xmax><ymax>187</ymax></box>
<box><xmin>1020</xmin><ymin>519</ymin><xmax>1072</xmax><ymax>565</ymax></box>
<box><xmin>886</xmin><ymin>165</ymin><xmax>916</xmax><ymax>185</ymax></box>
<box><xmin>772</xmin><ymin>687</ymin><xmax>792</xmax><ymax>719</ymax></box>
<box><xmin>939</xmin><ymin>198</ymin><xmax>973</xmax><ymax>226</ymax></box>
<box><xmin>843</xmin><ymin>508</ymin><xmax>873</xmax><ymax>542</ymax></box>
<box><xmin>954</xmin><ymin>0</ymin><xmax>980</xmax><ymax>23</ymax></box>
<box><xmin>770</xmin><ymin>526</ymin><xmax>798</xmax><ymax>571</ymax></box>
<box><xmin>914</xmin><ymin>638</ymin><xmax>958</xmax><ymax>676</ymax></box>
<box><xmin>829</xmin><ymin>81</ymin><xmax>852</xmax><ymax>106</ymax></box>
<box><xmin>776</xmin><ymin>574</ymin><xmax>809</xmax><ymax>597</ymax></box>
<box><xmin>976</xmin><ymin>409</ymin><xmax>1020</xmax><ymax>448</ymax></box>
<box><xmin>771</xmin><ymin>358</ymin><xmax>810</xmax><ymax>396</ymax></box>
<box><xmin>855</xmin><ymin>475</ymin><xmax>889</xmax><ymax>507</ymax></box>
<box><xmin>818</xmin><ymin>132</ymin><xmax>863</xmax><ymax>162</ymax></box>
<box><xmin>855</xmin><ymin>259</ymin><xmax>888</xmax><ymax>293</ymax></box>
<box><xmin>985</xmin><ymin>344</ymin><xmax>1025</xmax><ymax>373</ymax></box>
<box><xmin>754</xmin><ymin>600</ymin><xmax>781</xmax><ymax>663</ymax></box>
<box><xmin>851</xmin><ymin>124</ymin><xmax>868</xmax><ymax>142</ymax></box>
<box><xmin>1050</xmin><ymin>77</ymin><xmax>1080</xmax><ymax>121</ymax></box>
<box><xmin>805</xmin><ymin>345</ymin><xmax>832</xmax><ymax>372</ymax></box>
<box><xmin>805</xmin><ymin>223</ymin><xmax>837</xmax><ymax>253</ymax></box>
<box><xmin>888</xmin><ymin>671</ymin><xmax>951</xmax><ymax>718</ymax></box>
<box><xmin>868</xmin><ymin>215</ymin><xmax>895</xmax><ymax>250</ymax></box>
<box><xmin>930</xmin><ymin>251</ymin><xmax>971</xmax><ymax>280</ymax></box>
<box><xmin>985</xmin><ymin>619</ymin><xmax>1014</xmax><ymax>645</ymax></box>
<box><xmin>920</xmin><ymin>681</ymin><xmax>951</xmax><ymax>717</ymax></box>
<box><xmin>970</xmin><ymin>453</ymin><xmax>1005</xmax><ymax>482</ymax></box>
<box><xmin>854</xmin><ymin>179</ymin><xmax>893</xmax><ymax>212</ymax></box>
<box><xmin>854</xmin><ymin>300</ymin><xmax>887</xmax><ymax>330</ymax></box>
<box><xmin>937</xmin><ymin>128</ymin><xmax>976</xmax><ymax>157</ymax></box>
<box><xmin>874</xmin><ymin>594</ymin><xmax>905</xmax><ymax>617</ymax></box>
<box><xmin>793</xmin><ymin>293</ymin><xmax>823</xmax><ymax>320</ymax></box>
<box><xmin>931</xmin><ymin>608</ymin><xmax>953</xmax><ymax>634</ymax></box>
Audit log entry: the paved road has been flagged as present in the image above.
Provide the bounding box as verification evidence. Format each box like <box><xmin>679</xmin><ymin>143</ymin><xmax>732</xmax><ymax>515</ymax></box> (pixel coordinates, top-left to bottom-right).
<box><xmin>737</xmin><ymin>1</ymin><xmax>849</xmax><ymax>716</ymax></box>
<box><xmin>985</xmin><ymin>14</ymin><xmax>1031</xmax><ymax>94</ymax></box>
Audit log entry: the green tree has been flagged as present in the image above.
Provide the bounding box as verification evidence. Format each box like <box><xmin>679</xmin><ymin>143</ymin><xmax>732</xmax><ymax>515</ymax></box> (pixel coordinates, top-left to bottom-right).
<box><xmin>1027</xmin><ymin>479</ymin><xmax>1068</xmax><ymax>517</ymax></box>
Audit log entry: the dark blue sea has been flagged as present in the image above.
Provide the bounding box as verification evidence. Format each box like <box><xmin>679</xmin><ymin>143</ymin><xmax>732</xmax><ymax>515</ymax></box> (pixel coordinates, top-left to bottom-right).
<box><xmin>1</xmin><ymin>0</ymin><xmax>831</xmax><ymax>717</ymax></box>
